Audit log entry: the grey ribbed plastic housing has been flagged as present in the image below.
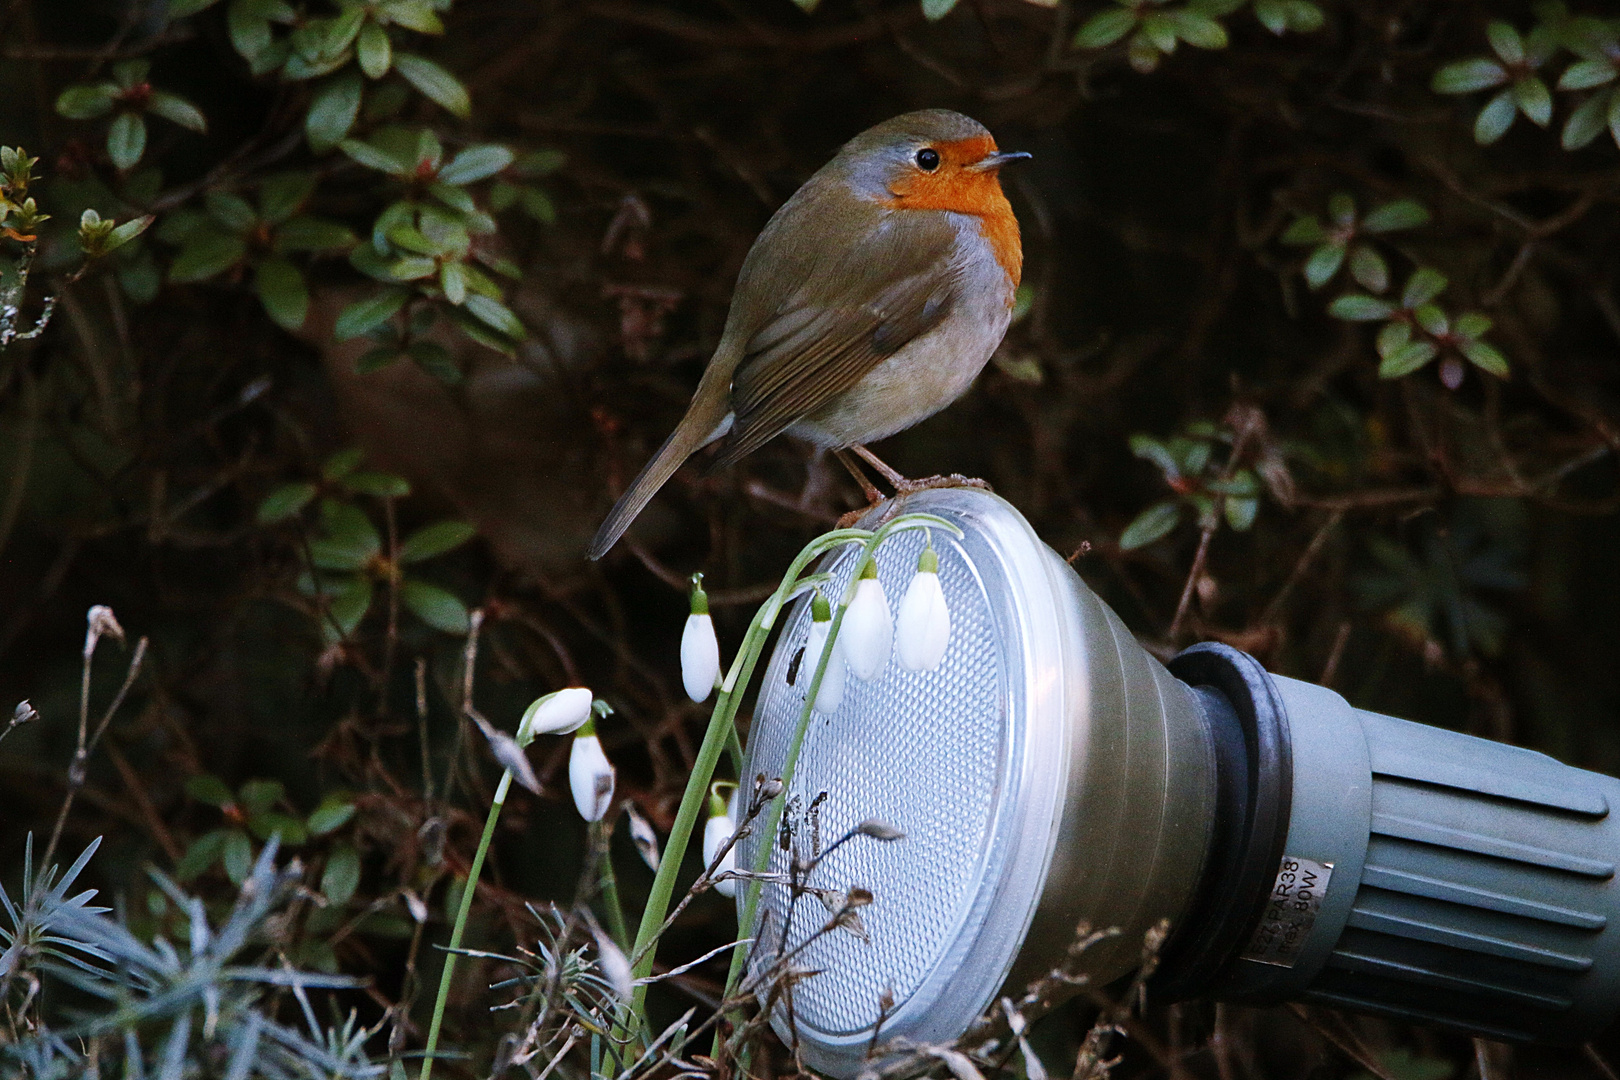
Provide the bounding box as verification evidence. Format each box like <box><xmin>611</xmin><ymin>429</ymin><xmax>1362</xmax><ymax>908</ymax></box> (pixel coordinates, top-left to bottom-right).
<box><xmin>1216</xmin><ymin>676</ymin><xmax>1620</xmax><ymax>1043</ymax></box>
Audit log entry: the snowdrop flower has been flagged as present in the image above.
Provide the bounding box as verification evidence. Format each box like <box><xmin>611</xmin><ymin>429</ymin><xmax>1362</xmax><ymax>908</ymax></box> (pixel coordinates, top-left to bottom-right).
<box><xmin>803</xmin><ymin>590</ymin><xmax>846</xmax><ymax>713</ymax></box>
<box><xmin>895</xmin><ymin>540</ymin><xmax>950</xmax><ymax>672</ymax></box>
<box><xmin>841</xmin><ymin>559</ymin><xmax>892</xmax><ymax>682</ymax></box>
<box><xmin>569</xmin><ymin>720</ymin><xmax>616</xmax><ymax>822</ymax></box>
<box><xmin>680</xmin><ymin>572</ymin><xmax>722</xmax><ymax>703</ymax></box>
<box><xmin>702</xmin><ymin>783</ymin><xmax>738</xmax><ymax>898</ymax></box>
<box><xmin>517</xmin><ymin>687</ymin><xmax>594</xmax><ymax>744</ymax></box>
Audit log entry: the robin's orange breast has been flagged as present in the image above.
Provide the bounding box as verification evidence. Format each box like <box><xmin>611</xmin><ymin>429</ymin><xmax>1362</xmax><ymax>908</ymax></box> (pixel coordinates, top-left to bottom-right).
<box><xmin>880</xmin><ymin>134</ymin><xmax>1023</xmax><ymax>291</ymax></box>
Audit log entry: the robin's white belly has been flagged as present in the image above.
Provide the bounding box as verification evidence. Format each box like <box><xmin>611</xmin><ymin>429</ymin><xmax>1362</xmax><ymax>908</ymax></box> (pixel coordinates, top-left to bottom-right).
<box><xmin>789</xmin><ymin>228</ymin><xmax>1013</xmax><ymax>449</ymax></box>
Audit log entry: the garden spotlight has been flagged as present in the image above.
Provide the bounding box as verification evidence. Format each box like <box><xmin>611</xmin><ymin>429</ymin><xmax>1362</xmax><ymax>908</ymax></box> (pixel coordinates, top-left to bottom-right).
<box><xmin>741</xmin><ymin>489</ymin><xmax>1620</xmax><ymax>1077</ymax></box>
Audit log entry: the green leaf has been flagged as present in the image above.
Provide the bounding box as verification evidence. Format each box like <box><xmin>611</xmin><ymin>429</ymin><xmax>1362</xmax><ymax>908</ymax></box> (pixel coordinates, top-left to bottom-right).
<box><xmin>1514</xmin><ymin>76</ymin><xmax>1553</xmax><ymax>127</ymax></box>
<box><xmin>1328</xmin><ymin>294</ymin><xmax>1396</xmax><ymax>321</ymax></box>
<box><xmin>357</xmin><ymin>19</ymin><xmax>393</xmax><ymax>78</ymax></box>
<box><xmin>169</xmin><ymin>231</ymin><xmax>247</xmax><ymax>282</ymax></box>
<box><xmin>223</xmin><ymin>830</ymin><xmax>254</xmax><ymax>885</ymax></box>
<box><xmin>1563</xmin><ymin>86</ymin><xmax>1614</xmax><ymax>149</ymax></box>
<box><xmin>438</xmin><ymin>144</ymin><xmax>514</xmax><ymax>186</ymax></box>
<box><xmin>1378</xmin><ymin>340</ymin><xmax>1438</xmax><ymax>378</ymax></box>
<box><xmin>322</xmin><ymin>845</ymin><xmax>362</xmax><ymax>907</ymax></box>
<box><xmin>356</xmin><ymin>345</ymin><xmax>402</xmax><ymax>373</ymax></box>
<box><xmin>1074</xmin><ymin>7</ymin><xmax>1137</xmax><ymax>48</ymax></box>
<box><xmin>186</xmin><ymin>774</ymin><xmax>235</xmax><ymax>806</ymax></box>
<box><xmin>1253</xmin><ymin>0</ymin><xmax>1287</xmax><ymax>35</ymax></box>
<box><xmin>1376</xmin><ymin>320</ymin><xmax>1411</xmax><ymax>358</ymax></box>
<box><xmin>239</xmin><ymin>778</ymin><xmax>285</xmax><ymax>815</ymax></box>
<box><xmin>406</xmin><ymin>340</ymin><xmax>461</xmax><ymax>382</ymax></box>
<box><xmin>400</xmin><ymin>520</ymin><xmax>476</xmax><ymax>562</ymax></box>
<box><xmin>1303</xmin><ymin>242</ymin><xmax>1345</xmax><ymax>289</ymax></box>
<box><xmin>325</xmin><ymin>574</ymin><xmax>374</xmax><ymax>636</ymax></box>
<box><xmin>389</xmin><ymin>256</ymin><xmax>437</xmax><ymax>280</ymax></box>
<box><xmin>1402</xmin><ymin>268</ymin><xmax>1448</xmax><ymax>308</ymax></box>
<box><xmin>167</xmin><ymin>0</ymin><xmax>224</xmax><ymax>17</ymax></box>
<box><xmin>227</xmin><ymin>0</ymin><xmax>273</xmax><ymax>60</ymax></box>
<box><xmin>206</xmin><ymin>191</ymin><xmax>258</xmax><ymax>233</ymax></box>
<box><xmin>1413</xmin><ymin>303</ymin><xmax>1448</xmax><ymax>337</ymax></box>
<box><xmin>1224</xmin><ymin>494</ymin><xmax>1259</xmax><ymax>531</ymax></box>
<box><xmin>335</xmin><ymin>287</ymin><xmax>410</xmax><ymax>339</ymax></box>
<box><xmin>107</xmin><ymin>112</ymin><xmax>147</xmax><ymax>170</ymax></box>
<box><xmin>463</xmin><ymin>294</ymin><xmax>526</xmax><ymax>339</ymax></box>
<box><xmin>1486</xmin><ymin>21</ymin><xmax>1525</xmax><ymax>65</ymax></box>
<box><xmin>308</xmin><ymin>796</ymin><xmax>357</xmax><ymax>836</ymax></box>
<box><xmin>921</xmin><ymin>0</ymin><xmax>957</xmax><ymax>20</ymax></box>
<box><xmin>1140</xmin><ymin>13</ymin><xmax>1178</xmax><ymax>54</ymax></box>
<box><xmin>393</xmin><ymin>53</ymin><xmax>470</xmax><ymax>117</ymax></box>
<box><xmin>274</xmin><ymin>215</ymin><xmax>356</xmax><ymax>252</ymax></box>
<box><xmin>1327</xmin><ymin>191</ymin><xmax>1355</xmax><ymax>225</ymax></box>
<box><xmin>256</xmin><ymin>257</ymin><xmax>309</xmax><ymax>331</ymax></box>
<box><xmin>383</xmin><ymin>0</ymin><xmax>445</xmax><ymax>34</ymax></box>
<box><xmin>440</xmin><ymin>261</ymin><xmax>468</xmax><ymax>304</ymax></box>
<box><xmin>1361</xmin><ymin>199</ymin><xmax>1429</xmax><ymax>233</ymax></box>
<box><xmin>401</xmin><ymin>579</ymin><xmax>471</xmax><ymax>633</ymax></box>
<box><xmin>258</xmin><ymin>481</ymin><xmax>317</xmax><ymax>523</ymax></box>
<box><xmin>324</xmin><ymin>448</ymin><xmax>365</xmax><ymax>480</ymax></box>
<box><xmin>1559</xmin><ymin>59</ymin><xmax>1617</xmax><ymax>91</ymax></box>
<box><xmin>1280</xmin><ymin>215</ymin><xmax>1324</xmax><ymax>245</ymax></box>
<box><xmin>340</xmin><ymin>136</ymin><xmax>412</xmax><ymax>176</ymax></box>
<box><xmin>343</xmin><ymin>470</ymin><xmax>411</xmax><ymax>497</ymax></box>
<box><xmin>1165</xmin><ymin>9</ymin><xmax>1227</xmax><ymax>49</ymax></box>
<box><xmin>1120</xmin><ymin>500</ymin><xmax>1182</xmax><ymax>550</ymax></box>
<box><xmin>249</xmin><ymin>811</ymin><xmax>308</xmax><ymax>845</ymax></box>
<box><xmin>146</xmin><ymin>91</ymin><xmax>207</xmax><ymax>132</ymax></box>
<box><xmin>307</xmin><ymin>70</ymin><xmax>364</xmax><ymax>153</ymax></box>
<box><xmin>1474</xmin><ymin>87</ymin><xmax>1519</xmax><ymax>144</ymax></box>
<box><xmin>1461</xmin><ymin>339</ymin><xmax>1509</xmax><ymax>377</ymax></box>
<box><xmin>1454</xmin><ymin>312</ymin><xmax>1492</xmax><ymax>339</ymax></box>
<box><xmin>515</xmin><ymin>148</ymin><xmax>567</xmax><ymax>176</ymax></box>
<box><xmin>176</xmin><ymin>829</ymin><xmax>230</xmax><ymax>880</ymax></box>
<box><xmin>103</xmin><ymin>214</ymin><xmax>155</xmax><ymax>255</ymax></box>
<box><xmin>1432</xmin><ymin>58</ymin><xmax>1508</xmax><ymax>94</ymax></box>
<box><xmin>259</xmin><ymin>171</ymin><xmax>317</xmax><ymax>223</ymax></box>
<box><xmin>1610</xmin><ymin>87</ymin><xmax>1620</xmax><ymax>148</ymax></box>
<box><xmin>1348</xmin><ymin>244</ymin><xmax>1388</xmax><ymax>293</ymax></box>
<box><xmin>1129</xmin><ymin>433</ymin><xmax>1181</xmax><ymax>478</ymax></box>
<box><xmin>56</xmin><ymin>84</ymin><xmax>117</xmax><ymax>119</ymax></box>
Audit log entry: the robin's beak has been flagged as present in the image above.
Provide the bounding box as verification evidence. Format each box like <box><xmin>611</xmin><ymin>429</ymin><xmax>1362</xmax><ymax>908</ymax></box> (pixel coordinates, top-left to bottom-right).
<box><xmin>966</xmin><ymin>150</ymin><xmax>1032</xmax><ymax>173</ymax></box>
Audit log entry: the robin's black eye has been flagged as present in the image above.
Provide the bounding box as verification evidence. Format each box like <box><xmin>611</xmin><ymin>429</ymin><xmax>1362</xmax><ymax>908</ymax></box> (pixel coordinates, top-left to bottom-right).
<box><xmin>915</xmin><ymin>148</ymin><xmax>940</xmax><ymax>171</ymax></box>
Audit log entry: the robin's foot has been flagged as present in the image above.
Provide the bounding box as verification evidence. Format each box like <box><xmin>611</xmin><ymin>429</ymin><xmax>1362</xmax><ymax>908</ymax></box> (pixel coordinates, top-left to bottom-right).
<box><xmin>891</xmin><ymin>473</ymin><xmax>994</xmax><ymax>496</ymax></box>
<box><xmin>836</xmin><ymin>499</ymin><xmax>902</xmax><ymax>530</ymax></box>
<box><xmin>849</xmin><ymin>446</ymin><xmax>993</xmax><ymax>497</ymax></box>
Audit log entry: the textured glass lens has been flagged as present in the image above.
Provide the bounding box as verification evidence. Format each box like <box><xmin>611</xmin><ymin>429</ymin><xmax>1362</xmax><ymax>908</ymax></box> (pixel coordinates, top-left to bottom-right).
<box><xmin>743</xmin><ymin>527</ymin><xmax>1011</xmax><ymax>1036</ymax></box>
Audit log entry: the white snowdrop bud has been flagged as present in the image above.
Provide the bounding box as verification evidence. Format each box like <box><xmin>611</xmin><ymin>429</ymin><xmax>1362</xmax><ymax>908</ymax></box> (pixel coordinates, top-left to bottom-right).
<box><xmin>841</xmin><ymin>560</ymin><xmax>892</xmax><ymax>682</ymax></box>
<box><xmin>703</xmin><ymin>785</ymin><xmax>738</xmax><ymax>898</ymax></box>
<box><xmin>569</xmin><ymin>722</ymin><xmax>615</xmax><ymax>822</ymax></box>
<box><xmin>680</xmin><ymin>573</ymin><xmax>721</xmax><ymax>703</ymax></box>
<box><xmin>804</xmin><ymin>591</ymin><xmax>845</xmax><ymax>713</ymax></box>
<box><xmin>896</xmin><ymin>543</ymin><xmax>950</xmax><ymax>672</ymax></box>
<box><xmin>517</xmin><ymin>687</ymin><xmax>595</xmax><ymax>744</ymax></box>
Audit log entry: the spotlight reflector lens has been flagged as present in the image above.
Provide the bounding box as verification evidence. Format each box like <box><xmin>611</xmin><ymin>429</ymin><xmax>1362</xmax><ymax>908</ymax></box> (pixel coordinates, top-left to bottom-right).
<box><xmin>741</xmin><ymin>493</ymin><xmax>1075</xmax><ymax>1074</ymax></box>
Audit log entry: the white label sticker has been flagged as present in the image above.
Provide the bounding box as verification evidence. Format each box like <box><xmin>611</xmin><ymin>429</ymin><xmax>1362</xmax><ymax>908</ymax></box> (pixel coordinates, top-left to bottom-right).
<box><xmin>1241</xmin><ymin>855</ymin><xmax>1334</xmax><ymax>968</ymax></box>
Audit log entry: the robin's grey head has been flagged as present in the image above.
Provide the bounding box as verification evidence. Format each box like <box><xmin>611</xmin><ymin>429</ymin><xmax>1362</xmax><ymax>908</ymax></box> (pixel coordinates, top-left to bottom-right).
<box><xmin>835</xmin><ymin>110</ymin><xmax>1029</xmax><ymax>203</ymax></box>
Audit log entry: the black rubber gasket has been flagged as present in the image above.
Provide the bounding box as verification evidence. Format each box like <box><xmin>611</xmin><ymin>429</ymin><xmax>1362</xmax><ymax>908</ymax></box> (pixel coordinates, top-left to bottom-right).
<box><xmin>1152</xmin><ymin>643</ymin><xmax>1294</xmax><ymax>1000</ymax></box>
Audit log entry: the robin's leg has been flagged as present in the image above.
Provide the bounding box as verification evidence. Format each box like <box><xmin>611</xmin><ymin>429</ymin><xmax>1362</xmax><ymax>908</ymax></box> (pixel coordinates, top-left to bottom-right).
<box><xmin>850</xmin><ymin>444</ymin><xmax>993</xmax><ymax>496</ymax></box>
<box><xmin>833</xmin><ymin>449</ymin><xmax>888</xmax><ymax>528</ymax></box>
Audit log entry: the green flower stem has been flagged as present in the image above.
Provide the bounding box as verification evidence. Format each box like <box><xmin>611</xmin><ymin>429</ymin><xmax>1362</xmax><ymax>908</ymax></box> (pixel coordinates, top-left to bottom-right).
<box><xmin>625</xmin><ymin>528</ymin><xmax>875</xmax><ymax>1032</ymax></box>
<box><xmin>717</xmin><ymin>513</ymin><xmax>960</xmax><ymax>1058</ymax></box>
<box><xmin>597</xmin><ymin>821</ymin><xmax>631</xmax><ymax>951</ymax></box>
<box><xmin>420</xmin><ymin>768</ymin><xmax>511</xmax><ymax>1080</ymax></box>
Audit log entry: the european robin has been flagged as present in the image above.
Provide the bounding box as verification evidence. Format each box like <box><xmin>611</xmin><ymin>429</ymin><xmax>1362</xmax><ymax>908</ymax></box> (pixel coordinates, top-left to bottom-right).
<box><xmin>589</xmin><ymin>109</ymin><xmax>1029</xmax><ymax>560</ymax></box>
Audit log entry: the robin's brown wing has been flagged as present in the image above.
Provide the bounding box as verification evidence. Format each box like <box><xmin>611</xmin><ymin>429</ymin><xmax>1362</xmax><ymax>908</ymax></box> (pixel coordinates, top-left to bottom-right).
<box><xmin>710</xmin><ymin>204</ymin><xmax>962</xmax><ymax>469</ymax></box>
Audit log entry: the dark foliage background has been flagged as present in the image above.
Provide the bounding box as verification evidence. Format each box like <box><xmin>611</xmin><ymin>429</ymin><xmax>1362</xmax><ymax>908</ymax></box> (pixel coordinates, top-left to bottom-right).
<box><xmin>4</xmin><ymin>0</ymin><xmax>1620</xmax><ymax>1075</ymax></box>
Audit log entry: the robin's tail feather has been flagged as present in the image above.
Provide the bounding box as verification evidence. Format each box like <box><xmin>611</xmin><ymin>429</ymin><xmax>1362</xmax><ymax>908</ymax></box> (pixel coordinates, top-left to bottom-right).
<box><xmin>588</xmin><ymin>394</ymin><xmax>731</xmax><ymax>560</ymax></box>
